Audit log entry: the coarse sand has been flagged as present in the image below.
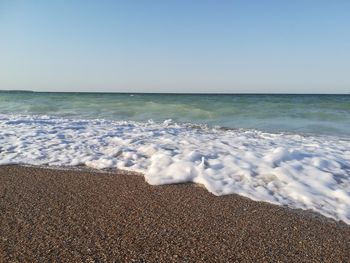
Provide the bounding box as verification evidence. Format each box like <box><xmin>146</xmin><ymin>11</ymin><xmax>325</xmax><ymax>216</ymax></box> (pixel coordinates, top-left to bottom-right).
<box><xmin>1</xmin><ymin>165</ymin><xmax>349</xmax><ymax>262</ymax></box>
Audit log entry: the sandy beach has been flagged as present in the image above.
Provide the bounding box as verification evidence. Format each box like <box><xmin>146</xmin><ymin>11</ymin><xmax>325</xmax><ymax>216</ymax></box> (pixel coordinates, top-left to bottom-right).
<box><xmin>1</xmin><ymin>165</ymin><xmax>349</xmax><ymax>262</ymax></box>
<box><xmin>2</xmin><ymin>0</ymin><xmax>350</xmax><ymax>261</ymax></box>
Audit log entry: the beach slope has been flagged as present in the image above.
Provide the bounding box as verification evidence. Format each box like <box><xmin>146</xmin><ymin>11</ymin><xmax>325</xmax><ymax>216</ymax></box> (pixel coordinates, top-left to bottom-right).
<box><xmin>1</xmin><ymin>166</ymin><xmax>349</xmax><ymax>262</ymax></box>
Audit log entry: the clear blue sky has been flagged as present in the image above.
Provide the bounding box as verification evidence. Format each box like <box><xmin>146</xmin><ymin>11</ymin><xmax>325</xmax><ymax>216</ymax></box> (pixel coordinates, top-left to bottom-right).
<box><xmin>0</xmin><ymin>0</ymin><xmax>349</xmax><ymax>93</ymax></box>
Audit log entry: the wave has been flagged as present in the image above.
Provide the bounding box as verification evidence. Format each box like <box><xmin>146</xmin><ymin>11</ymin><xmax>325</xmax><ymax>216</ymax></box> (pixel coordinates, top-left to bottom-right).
<box><xmin>0</xmin><ymin>114</ymin><xmax>349</xmax><ymax>224</ymax></box>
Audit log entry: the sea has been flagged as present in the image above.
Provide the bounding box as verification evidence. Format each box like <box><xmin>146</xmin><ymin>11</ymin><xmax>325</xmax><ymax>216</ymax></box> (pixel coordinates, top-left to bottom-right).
<box><xmin>1</xmin><ymin>91</ymin><xmax>349</xmax><ymax>223</ymax></box>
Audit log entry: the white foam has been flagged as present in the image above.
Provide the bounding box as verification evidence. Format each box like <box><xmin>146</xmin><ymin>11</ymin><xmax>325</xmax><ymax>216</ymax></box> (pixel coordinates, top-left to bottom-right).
<box><xmin>0</xmin><ymin>114</ymin><xmax>350</xmax><ymax>223</ymax></box>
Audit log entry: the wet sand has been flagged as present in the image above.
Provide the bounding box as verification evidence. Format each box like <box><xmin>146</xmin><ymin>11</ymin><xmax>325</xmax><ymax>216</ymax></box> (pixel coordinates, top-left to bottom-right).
<box><xmin>1</xmin><ymin>165</ymin><xmax>349</xmax><ymax>262</ymax></box>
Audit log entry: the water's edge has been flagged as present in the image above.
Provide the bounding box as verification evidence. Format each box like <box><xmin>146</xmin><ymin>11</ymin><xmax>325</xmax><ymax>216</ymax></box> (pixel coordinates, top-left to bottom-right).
<box><xmin>5</xmin><ymin>163</ymin><xmax>348</xmax><ymax>226</ymax></box>
<box><xmin>0</xmin><ymin>115</ymin><xmax>349</xmax><ymax>224</ymax></box>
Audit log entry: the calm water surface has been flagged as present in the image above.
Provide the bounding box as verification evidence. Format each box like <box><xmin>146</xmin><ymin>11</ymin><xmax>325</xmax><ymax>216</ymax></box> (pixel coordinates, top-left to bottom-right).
<box><xmin>1</xmin><ymin>91</ymin><xmax>349</xmax><ymax>136</ymax></box>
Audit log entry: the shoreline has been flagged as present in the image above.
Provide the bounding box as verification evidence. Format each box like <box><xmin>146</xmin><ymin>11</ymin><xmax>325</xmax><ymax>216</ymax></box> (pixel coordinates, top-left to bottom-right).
<box><xmin>1</xmin><ymin>165</ymin><xmax>350</xmax><ymax>262</ymax></box>
<box><xmin>7</xmin><ymin>164</ymin><xmax>350</xmax><ymax>225</ymax></box>
<box><xmin>15</xmin><ymin>164</ymin><xmax>350</xmax><ymax>224</ymax></box>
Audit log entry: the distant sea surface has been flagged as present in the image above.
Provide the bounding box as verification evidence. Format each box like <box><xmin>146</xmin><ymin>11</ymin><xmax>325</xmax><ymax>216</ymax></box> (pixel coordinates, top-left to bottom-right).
<box><xmin>1</xmin><ymin>91</ymin><xmax>350</xmax><ymax>224</ymax></box>
<box><xmin>1</xmin><ymin>91</ymin><xmax>350</xmax><ymax>136</ymax></box>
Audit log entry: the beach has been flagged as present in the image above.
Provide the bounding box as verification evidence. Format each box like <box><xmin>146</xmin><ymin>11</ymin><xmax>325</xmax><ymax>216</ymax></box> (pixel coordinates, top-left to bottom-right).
<box><xmin>2</xmin><ymin>0</ymin><xmax>350</xmax><ymax>261</ymax></box>
<box><xmin>1</xmin><ymin>165</ymin><xmax>349</xmax><ymax>262</ymax></box>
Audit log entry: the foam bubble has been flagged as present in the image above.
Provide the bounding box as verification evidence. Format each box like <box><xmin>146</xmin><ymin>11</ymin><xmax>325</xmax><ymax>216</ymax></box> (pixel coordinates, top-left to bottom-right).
<box><xmin>0</xmin><ymin>114</ymin><xmax>349</xmax><ymax>223</ymax></box>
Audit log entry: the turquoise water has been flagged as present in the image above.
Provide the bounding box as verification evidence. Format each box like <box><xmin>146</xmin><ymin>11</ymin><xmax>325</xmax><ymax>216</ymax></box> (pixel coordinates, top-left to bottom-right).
<box><xmin>1</xmin><ymin>91</ymin><xmax>350</xmax><ymax>223</ymax></box>
<box><xmin>1</xmin><ymin>91</ymin><xmax>350</xmax><ymax>136</ymax></box>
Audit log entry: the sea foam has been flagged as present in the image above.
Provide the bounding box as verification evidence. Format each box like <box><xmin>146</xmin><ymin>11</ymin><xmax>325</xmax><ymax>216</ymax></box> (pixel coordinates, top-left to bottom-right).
<box><xmin>0</xmin><ymin>115</ymin><xmax>349</xmax><ymax>223</ymax></box>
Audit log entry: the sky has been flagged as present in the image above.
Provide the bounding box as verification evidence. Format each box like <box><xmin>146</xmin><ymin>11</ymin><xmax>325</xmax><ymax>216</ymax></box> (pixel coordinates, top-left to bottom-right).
<box><xmin>0</xmin><ymin>0</ymin><xmax>349</xmax><ymax>93</ymax></box>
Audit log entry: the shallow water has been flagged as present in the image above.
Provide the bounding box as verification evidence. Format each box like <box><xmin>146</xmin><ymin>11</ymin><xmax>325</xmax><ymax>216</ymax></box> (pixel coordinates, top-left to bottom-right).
<box><xmin>1</xmin><ymin>91</ymin><xmax>350</xmax><ymax>136</ymax></box>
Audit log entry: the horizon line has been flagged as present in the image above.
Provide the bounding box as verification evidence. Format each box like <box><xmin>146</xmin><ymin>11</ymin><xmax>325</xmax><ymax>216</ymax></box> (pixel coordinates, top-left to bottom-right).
<box><xmin>0</xmin><ymin>90</ymin><xmax>349</xmax><ymax>95</ymax></box>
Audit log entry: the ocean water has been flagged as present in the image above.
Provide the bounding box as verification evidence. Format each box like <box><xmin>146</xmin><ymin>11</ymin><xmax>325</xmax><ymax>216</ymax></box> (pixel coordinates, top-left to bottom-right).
<box><xmin>1</xmin><ymin>91</ymin><xmax>350</xmax><ymax>223</ymax></box>
<box><xmin>1</xmin><ymin>92</ymin><xmax>350</xmax><ymax>136</ymax></box>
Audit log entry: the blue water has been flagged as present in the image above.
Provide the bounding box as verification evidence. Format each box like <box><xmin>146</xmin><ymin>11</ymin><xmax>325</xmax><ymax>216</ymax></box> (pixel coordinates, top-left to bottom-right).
<box><xmin>1</xmin><ymin>91</ymin><xmax>350</xmax><ymax>136</ymax></box>
<box><xmin>1</xmin><ymin>91</ymin><xmax>350</xmax><ymax>223</ymax></box>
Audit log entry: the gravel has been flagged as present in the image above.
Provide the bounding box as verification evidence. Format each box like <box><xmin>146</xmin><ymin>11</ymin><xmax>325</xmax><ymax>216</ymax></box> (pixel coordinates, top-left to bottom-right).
<box><xmin>1</xmin><ymin>165</ymin><xmax>349</xmax><ymax>262</ymax></box>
